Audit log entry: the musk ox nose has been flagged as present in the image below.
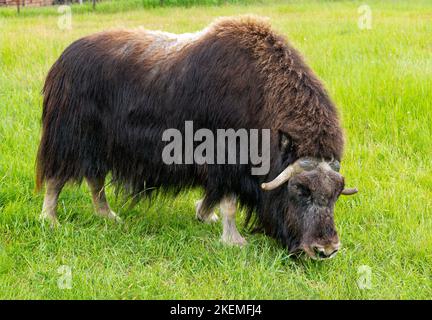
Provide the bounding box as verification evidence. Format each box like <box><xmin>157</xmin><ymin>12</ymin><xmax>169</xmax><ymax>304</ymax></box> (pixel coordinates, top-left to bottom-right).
<box><xmin>309</xmin><ymin>242</ymin><xmax>340</xmax><ymax>260</ymax></box>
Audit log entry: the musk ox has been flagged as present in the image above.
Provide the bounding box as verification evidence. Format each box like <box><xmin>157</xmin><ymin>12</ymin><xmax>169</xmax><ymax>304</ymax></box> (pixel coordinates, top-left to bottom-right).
<box><xmin>36</xmin><ymin>16</ymin><xmax>357</xmax><ymax>260</ymax></box>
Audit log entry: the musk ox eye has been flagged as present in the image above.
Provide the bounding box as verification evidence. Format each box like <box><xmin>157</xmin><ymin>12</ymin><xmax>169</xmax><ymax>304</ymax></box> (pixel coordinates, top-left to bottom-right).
<box><xmin>329</xmin><ymin>160</ymin><xmax>341</xmax><ymax>172</ymax></box>
<box><xmin>293</xmin><ymin>184</ymin><xmax>311</xmax><ymax>198</ymax></box>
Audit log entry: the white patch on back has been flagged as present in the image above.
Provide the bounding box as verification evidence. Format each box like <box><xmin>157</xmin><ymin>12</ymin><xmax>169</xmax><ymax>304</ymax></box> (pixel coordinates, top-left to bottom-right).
<box><xmin>140</xmin><ymin>27</ymin><xmax>208</xmax><ymax>54</ymax></box>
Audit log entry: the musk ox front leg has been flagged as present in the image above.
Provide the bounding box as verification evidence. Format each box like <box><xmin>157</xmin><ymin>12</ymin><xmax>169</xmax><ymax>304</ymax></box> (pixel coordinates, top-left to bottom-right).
<box><xmin>195</xmin><ymin>198</ymin><xmax>219</xmax><ymax>223</ymax></box>
<box><xmin>220</xmin><ymin>195</ymin><xmax>247</xmax><ymax>246</ymax></box>
<box><xmin>86</xmin><ymin>177</ymin><xmax>121</xmax><ymax>222</ymax></box>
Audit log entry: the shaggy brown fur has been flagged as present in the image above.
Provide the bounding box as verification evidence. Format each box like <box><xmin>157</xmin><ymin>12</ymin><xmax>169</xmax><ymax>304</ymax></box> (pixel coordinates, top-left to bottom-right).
<box><xmin>211</xmin><ymin>17</ymin><xmax>343</xmax><ymax>160</ymax></box>
<box><xmin>36</xmin><ymin>16</ymin><xmax>346</xmax><ymax>254</ymax></box>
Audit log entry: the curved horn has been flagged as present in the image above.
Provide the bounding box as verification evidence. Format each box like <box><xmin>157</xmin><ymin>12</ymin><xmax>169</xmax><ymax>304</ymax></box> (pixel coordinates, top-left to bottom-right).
<box><xmin>341</xmin><ymin>188</ymin><xmax>358</xmax><ymax>196</ymax></box>
<box><xmin>261</xmin><ymin>161</ymin><xmax>303</xmax><ymax>191</ymax></box>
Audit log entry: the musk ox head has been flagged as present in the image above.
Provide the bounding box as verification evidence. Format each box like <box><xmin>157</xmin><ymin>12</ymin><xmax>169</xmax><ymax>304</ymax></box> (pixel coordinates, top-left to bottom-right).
<box><xmin>259</xmin><ymin>149</ymin><xmax>357</xmax><ymax>260</ymax></box>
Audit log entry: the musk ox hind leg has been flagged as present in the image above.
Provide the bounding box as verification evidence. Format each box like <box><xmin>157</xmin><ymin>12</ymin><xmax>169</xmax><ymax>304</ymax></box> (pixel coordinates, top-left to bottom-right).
<box><xmin>195</xmin><ymin>198</ymin><xmax>219</xmax><ymax>223</ymax></box>
<box><xmin>220</xmin><ymin>195</ymin><xmax>247</xmax><ymax>246</ymax></box>
<box><xmin>40</xmin><ymin>178</ymin><xmax>65</xmax><ymax>227</ymax></box>
<box><xmin>86</xmin><ymin>177</ymin><xmax>121</xmax><ymax>223</ymax></box>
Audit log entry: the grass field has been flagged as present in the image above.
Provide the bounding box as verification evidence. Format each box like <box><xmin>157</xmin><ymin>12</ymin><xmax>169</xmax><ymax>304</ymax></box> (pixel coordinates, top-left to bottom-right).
<box><xmin>0</xmin><ymin>0</ymin><xmax>431</xmax><ymax>299</ymax></box>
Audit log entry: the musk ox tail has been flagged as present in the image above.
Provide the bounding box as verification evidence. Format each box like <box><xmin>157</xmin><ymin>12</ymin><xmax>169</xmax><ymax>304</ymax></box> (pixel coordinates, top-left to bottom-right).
<box><xmin>36</xmin><ymin>46</ymin><xmax>110</xmax><ymax>192</ymax></box>
<box><xmin>35</xmin><ymin>60</ymin><xmax>63</xmax><ymax>192</ymax></box>
<box><xmin>35</xmin><ymin>58</ymin><xmax>69</xmax><ymax>192</ymax></box>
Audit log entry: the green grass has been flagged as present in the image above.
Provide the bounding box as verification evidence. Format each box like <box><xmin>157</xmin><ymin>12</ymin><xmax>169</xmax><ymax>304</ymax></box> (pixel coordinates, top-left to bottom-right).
<box><xmin>0</xmin><ymin>0</ymin><xmax>258</xmax><ymax>17</ymax></box>
<box><xmin>0</xmin><ymin>0</ymin><xmax>431</xmax><ymax>299</ymax></box>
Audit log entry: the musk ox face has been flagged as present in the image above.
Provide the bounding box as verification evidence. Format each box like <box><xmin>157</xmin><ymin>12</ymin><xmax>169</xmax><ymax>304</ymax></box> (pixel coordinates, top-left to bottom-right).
<box><xmin>285</xmin><ymin>163</ymin><xmax>344</xmax><ymax>260</ymax></box>
<box><xmin>261</xmin><ymin>156</ymin><xmax>357</xmax><ymax>260</ymax></box>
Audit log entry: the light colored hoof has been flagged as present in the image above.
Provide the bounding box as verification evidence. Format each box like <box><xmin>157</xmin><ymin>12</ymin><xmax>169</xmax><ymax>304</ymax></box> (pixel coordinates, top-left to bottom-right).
<box><xmin>205</xmin><ymin>213</ymin><xmax>219</xmax><ymax>223</ymax></box>
<box><xmin>195</xmin><ymin>200</ymin><xmax>219</xmax><ymax>224</ymax></box>
<box><xmin>221</xmin><ymin>233</ymin><xmax>247</xmax><ymax>247</ymax></box>
<box><xmin>39</xmin><ymin>213</ymin><xmax>60</xmax><ymax>228</ymax></box>
<box><xmin>96</xmin><ymin>210</ymin><xmax>122</xmax><ymax>223</ymax></box>
<box><xmin>108</xmin><ymin>211</ymin><xmax>122</xmax><ymax>223</ymax></box>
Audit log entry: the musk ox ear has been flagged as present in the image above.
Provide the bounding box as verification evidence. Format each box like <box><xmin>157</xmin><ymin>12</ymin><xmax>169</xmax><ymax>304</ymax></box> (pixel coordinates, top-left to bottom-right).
<box><xmin>279</xmin><ymin>130</ymin><xmax>294</xmax><ymax>154</ymax></box>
